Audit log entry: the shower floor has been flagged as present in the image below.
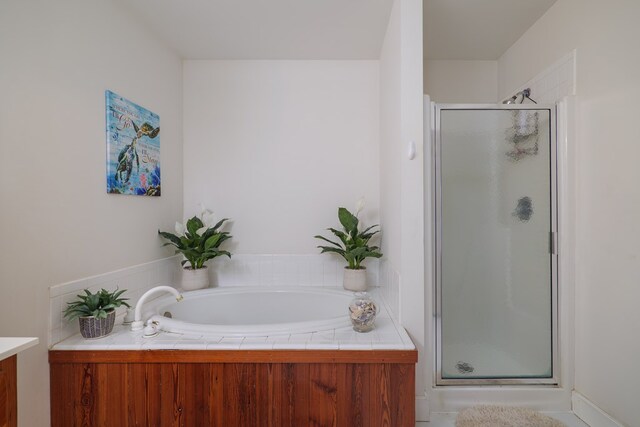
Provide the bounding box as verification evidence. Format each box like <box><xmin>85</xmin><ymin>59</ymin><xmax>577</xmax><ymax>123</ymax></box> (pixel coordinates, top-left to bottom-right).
<box><xmin>441</xmin><ymin>342</ymin><xmax>550</xmax><ymax>380</ymax></box>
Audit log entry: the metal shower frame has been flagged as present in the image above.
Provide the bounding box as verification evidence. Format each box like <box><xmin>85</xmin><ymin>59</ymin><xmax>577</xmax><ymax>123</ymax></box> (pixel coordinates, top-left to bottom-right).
<box><xmin>433</xmin><ymin>103</ymin><xmax>559</xmax><ymax>386</ymax></box>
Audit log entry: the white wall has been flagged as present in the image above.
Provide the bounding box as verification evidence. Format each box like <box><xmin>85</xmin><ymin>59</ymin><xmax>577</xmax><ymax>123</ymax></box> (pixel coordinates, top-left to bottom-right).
<box><xmin>499</xmin><ymin>1</ymin><xmax>640</xmax><ymax>425</ymax></box>
<box><xmin>379</xmin><ymin>0</ymin><xmax>426</xmax><ymax>414</ymax></box>
<box><xmin>0</xmin><ymin>1</ymin><xmax>183</xmax><ymax>425</ymax></box>
<box><xmin>399</xmin><ymin>0</ymin><xmax>426</xmax><ymax>411</ymax></box>
<box><xmin>424</xmin><ymin>60</ymin><xmax>498</xmax><ymax>103</ymax></box>
<box><xmin>183</xmin><ymin>60</ymin><xmax>380</xmax><ymax>254</ymax></box>
<box><xmin>380</xmin><ymin>2</ymin><xmax>403</xmax><ymax>277</ymax></box>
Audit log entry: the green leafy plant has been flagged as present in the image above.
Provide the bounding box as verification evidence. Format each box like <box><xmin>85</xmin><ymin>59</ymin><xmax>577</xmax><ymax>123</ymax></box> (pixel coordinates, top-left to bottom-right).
<box><xmin>158</xmin><ymin>207</ymin><xmax>232</xmax><ymax>270</ymax></box>
<box><xmin>63</xmin><ymin>288</ymin><xmax>130</xmax><ymax>320</ymax></box>
<box><xmin>315</xmin><ymin>203</ymin><xmax>382</xmax><ymax>270</ymax></box>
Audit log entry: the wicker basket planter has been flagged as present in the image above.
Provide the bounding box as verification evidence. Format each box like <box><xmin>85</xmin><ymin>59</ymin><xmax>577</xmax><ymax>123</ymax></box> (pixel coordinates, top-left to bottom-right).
<box><xmin>78</xmin><ymin>310</ymin><xmax>116</xmax><ymax>339</ymax></box>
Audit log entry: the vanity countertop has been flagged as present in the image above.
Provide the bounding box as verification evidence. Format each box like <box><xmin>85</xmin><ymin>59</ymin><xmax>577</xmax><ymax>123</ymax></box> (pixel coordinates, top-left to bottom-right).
<box><xmin>0</xmin><ymin>337</ymin><xmax>39</xmax><ymax>360</ymax></box>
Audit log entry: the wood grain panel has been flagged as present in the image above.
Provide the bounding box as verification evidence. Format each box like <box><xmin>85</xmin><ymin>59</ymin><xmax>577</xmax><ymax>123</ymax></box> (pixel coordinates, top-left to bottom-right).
<box><xmin>76</xmin><ymin>364</ymin><xmax>96</xmax><ymax>427</ymax></box>
<box><xmin>255</xmin><ymin>363</ymin><xmax>272</xmax><ymax>426</ymax></box>
<box><xmin>337</xmin><ymin>363</ymin><xmax>370</xmax><ymax>427</ymax></box>
<box><xmin>208</xmin><ymin>364</ymin><xmax>224</xmax><ymax>427</ymax></box>
<box><xmin>309</xmin><ymin>363</ymin><xmax>338</xmax><ymax>427</ymax></box>
<box><xmin>49</xmin><ymin>362</ymin><xmax>72</xmax><ymax>427</ymax></box>
<box><xmin>159</xmin><ymin>363</ymin><xmax>181</xmax><ymax>426</ymax></box>
<box><xmin>127</xmin><ymin>364</ymin><xmax>156</xmax><ymax>426</ymax></box>
<box><xmin>143</xmin><ymin>364</ymin><xmax>163</xmax><ymax>427</ymax></box>
<box><xmin>49</xmin><ymin>350</ymin><xmax>417</xmax><ymax>427</ymax></box>
<box><xmin>223</xmin><ymin>363</ymin><xmax>257</xmax><ymax>426</ymax></box>
<box><xmin>390</xmin><ymin>364</ymin><xmax>415</xmax><ymax>427</ymax></box>
<box><xmin>101</xmin><ymin>364</ymin><xmax>127</xmax><ymax>426</ymax></box>
<box><xmin>0</xmin><ymin>356</ymin><xmax>17</xmax><ymax>427</ymax></box>
<box><xmin>370</xmin><ymin>364</ymin><xmax>392</xmax><ymax>427</ymax></box>
<box><xmin>181</xmin><ymin>363</ymin><xmax>212</xmax><ymax>426</ymax></box>
<box><xmin>265</xmin><ymin>363</ymin><xmax>306</xmax><ymax>427</ymax></box>
<box><xmin>293</xmin><ymin>363</ymin><xmax>311</xmax><ymax>426</ymax></box>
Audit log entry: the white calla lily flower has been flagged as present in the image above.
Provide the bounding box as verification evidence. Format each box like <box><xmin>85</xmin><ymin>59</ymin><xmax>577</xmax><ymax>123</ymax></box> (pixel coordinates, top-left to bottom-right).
<box><xmin>355</xmin><ymin>197</ymin><xmax>365</xmax><ymax>216</ymax></box>
<box><xmin>175</xmin><ymin>221</ymin><xmax>186</xmax><ymax>236</ymax></box>
<box><xmin>202</xmin><ymin>211</ymin><xmax>216</xmax><ymax>228</ymax></box>
<box><xmin>199</xmin><ymin>203</ymin><xmax>213</xmax><ymax>217</ymax></box>
<box><xmin>196</xmin><ymin>226</ymin><xmax>208</xmax><ymax>237</ymax></box>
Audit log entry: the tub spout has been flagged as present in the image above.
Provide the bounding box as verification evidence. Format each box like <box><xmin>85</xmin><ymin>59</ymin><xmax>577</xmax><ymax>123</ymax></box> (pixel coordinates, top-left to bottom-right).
<box><xmin>131</xmin><ymin>286</ymin><xmax>183</xmax><ymax>331</ymax></box>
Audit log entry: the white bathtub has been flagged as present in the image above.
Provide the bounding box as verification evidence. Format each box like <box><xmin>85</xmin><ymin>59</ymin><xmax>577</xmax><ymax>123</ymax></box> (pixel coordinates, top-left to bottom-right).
<box><xmin>145</xmin><ymin>287</ymin><xmax>354</xmax><ymax>337</ymax></box>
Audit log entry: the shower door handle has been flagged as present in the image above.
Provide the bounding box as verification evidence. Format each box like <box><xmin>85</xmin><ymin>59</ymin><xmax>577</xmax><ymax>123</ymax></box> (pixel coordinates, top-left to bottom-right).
<box><xmin>549</xmin><ymin>231</ymin><xmax>558</xmax><ymax>255</ymax></box>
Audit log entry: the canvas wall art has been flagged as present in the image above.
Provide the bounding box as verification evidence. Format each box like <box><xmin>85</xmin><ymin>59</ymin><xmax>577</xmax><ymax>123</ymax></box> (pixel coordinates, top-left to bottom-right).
<box><xmin>106</xmin><ymin>90</ymin><xmax>161</xmax><ymax>196</ymax></box>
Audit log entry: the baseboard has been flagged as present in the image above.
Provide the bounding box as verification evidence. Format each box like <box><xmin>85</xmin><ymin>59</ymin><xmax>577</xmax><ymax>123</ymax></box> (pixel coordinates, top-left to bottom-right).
<box><xmin>572</xmin><ymin>391</ymin><xmax>623</xmax><ymax>427</ymax></box>
<box><xmin>429</xmin><ymin>387</ymin><xmax>572</xmax><ymax>413</ymax></box>
<box><xmin>416</xmin><ymin>394</ymin><xmax>429</xmax><ymax>421</ymax></box>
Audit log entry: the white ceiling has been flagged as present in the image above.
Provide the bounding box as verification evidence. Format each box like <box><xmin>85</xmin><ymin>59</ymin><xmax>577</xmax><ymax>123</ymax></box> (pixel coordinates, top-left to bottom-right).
<box><xmin>118</xmin><ymin>0</ymin><xmax>394</xmax><ymax>60</ymax></box>
<box><xmin>119</xmin><ymin>0</ymin><xmax>557</xmax><ymax>61</ymax></box>
<box><xmin>424</xmin><ymin>0</ymin><xmax>557</xmax><ymax>60</ymax></box>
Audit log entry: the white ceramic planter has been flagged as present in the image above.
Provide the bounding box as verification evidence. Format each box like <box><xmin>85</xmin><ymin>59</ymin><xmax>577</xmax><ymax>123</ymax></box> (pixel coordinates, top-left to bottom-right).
<box><xmin>343</xmin><ymin>267</ymin><xmax>367</xmax><ymax>292</ymax></box>
<box><xmin>181</xmin><ymin>266</ymin><xmax>210</xmax><ymax>291</ymax></box>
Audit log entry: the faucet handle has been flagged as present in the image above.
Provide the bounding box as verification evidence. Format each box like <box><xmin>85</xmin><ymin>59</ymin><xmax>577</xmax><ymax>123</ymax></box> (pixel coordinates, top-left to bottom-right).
<box><xmin>123</xmin><ymin>308</ymin><xmax>135</xmax><ymax>324</ymax></box>
<box><xmin>143</xmin><ymin>321</ymin><xmax>160</xmax><ymax>338</ymax></box>
<box><xmin>131</xmin><ymin>320</ymin><xmax>145</xmax><ymax>331</ymax></box>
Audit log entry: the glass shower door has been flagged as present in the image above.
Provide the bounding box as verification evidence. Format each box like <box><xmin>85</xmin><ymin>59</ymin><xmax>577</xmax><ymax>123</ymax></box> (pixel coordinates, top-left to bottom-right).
<box><xmin>435</xmin><ymin>105</ymin><xmax>557</xmax><ymax>385</ymax></box>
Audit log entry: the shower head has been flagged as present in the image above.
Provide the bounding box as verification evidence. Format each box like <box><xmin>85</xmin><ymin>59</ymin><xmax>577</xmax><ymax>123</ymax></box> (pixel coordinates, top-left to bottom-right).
<box><xmin>521</xmin><ymin>88</ymin><xmax>537</xmax><ymax>104</ymax></box>
<box><xmin>502</xmin><ymin>88</ymin><xmax>537</xmax><ymax>104</ymax></box>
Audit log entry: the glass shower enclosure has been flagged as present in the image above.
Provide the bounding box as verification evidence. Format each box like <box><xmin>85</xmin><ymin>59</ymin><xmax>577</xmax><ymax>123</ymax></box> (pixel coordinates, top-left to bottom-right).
<box><xmin>434</xmin><ymin>105</ymin><xmax>558</xmax><ymax>385</ymax></box>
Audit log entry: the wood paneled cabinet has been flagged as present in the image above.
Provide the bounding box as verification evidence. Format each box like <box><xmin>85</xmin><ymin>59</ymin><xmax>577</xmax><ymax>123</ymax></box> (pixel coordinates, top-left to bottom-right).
<box><xmin>0</xmin><ymin>356</ymin><xmax>17</xmax><ymax>427</ymax></box>
<box><xmin>49</xmin><ymin>349</ymin><xmax>417</xmax><ymax>427</ymax></box>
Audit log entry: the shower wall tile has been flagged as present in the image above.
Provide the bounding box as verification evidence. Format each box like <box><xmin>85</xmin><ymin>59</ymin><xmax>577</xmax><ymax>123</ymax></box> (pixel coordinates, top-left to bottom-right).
<box><xmin>48</xmin><ymin>256</ymin><xmax>180</xmax><ymax>346</ymax></box>
<box><xmin>209</xmin><ymin>254</ymin><xmax>379</xmax><ymax>288</ymax></box>
<box><xmin>504</xmin><ymin>50</ymin><xmax>576</xmax><ymax>104</ymax></box>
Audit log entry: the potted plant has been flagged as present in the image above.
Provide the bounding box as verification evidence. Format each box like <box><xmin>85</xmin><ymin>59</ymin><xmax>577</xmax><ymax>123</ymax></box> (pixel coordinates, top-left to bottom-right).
<box><xmin>63</xmin><ymin>288</ymin><xmax>130</xmax><ymax>339</ymax></box>
<box><xmin>315</xmin><ymin>200</ymin><xmax>382</xmax><ymax>291</ymax></box>
<box><xmin>158</xmin><ymin>206</ymin><xmax>232</xmax><ymax>291</ymax></box>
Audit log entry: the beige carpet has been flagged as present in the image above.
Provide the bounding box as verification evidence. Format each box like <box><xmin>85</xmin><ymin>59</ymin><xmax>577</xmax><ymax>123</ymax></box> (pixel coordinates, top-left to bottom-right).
<box><xmin>456</xmin><ymin>405</ymin><xmax>567</xmax><ymax>427</ymax></box>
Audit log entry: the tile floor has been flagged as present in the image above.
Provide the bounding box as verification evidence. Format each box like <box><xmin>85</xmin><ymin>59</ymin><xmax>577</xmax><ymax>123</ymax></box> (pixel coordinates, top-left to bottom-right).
<box><xmin>417</xmin><ymin>411</ymin><xmax>589</xmax><ymax>426</ymax></box>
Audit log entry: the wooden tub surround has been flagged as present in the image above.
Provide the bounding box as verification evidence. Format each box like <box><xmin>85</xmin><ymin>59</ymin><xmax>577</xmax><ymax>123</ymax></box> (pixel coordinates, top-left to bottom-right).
<box><xmin>49</xmin><ymin>349</ymin><xmax>417</xmax><ymax>427</ymax></box>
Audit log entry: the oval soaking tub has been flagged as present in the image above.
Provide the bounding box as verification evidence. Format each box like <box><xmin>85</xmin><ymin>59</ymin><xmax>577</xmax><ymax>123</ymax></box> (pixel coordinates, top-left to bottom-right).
<box><xmin>145</xmin><ymin>287</ymin><xmax>354</xmax><ymax>337</ymax></box>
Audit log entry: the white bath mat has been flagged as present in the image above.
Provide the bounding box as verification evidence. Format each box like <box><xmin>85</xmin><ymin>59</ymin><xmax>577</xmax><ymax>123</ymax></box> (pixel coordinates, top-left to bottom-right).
<box><xmin>456</xmin><ymin>405</ymin><xmax>567</xmax><ymax>427</ymax></box>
